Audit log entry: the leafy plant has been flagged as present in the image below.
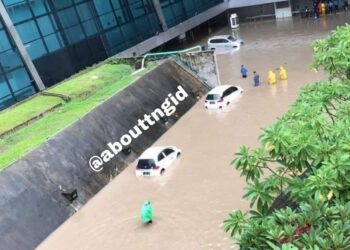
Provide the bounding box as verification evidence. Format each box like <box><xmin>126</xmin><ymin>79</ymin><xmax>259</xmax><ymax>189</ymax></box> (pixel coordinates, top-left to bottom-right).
<box><xmin>225</xmin><ymin>24</ymin><xmax>350</xmax><ymax>249</ymax></box>
<box><xmin>313</xmin><ymin>24</ymin><xmax>350</xmax><ymax>80</ymax></box>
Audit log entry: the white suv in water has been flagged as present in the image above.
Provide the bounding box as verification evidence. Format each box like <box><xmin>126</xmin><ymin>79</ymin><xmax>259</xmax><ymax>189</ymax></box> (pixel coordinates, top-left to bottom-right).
<box><xmin>205</xmin><ymin>85</ymin><xmax>243</xmax><ymax>109</ymax></box>
<box><xmin>136</xmin><ymin>146</ymin><xmax>181</xmax><ymax>176</ymax></box>
<box><xmin>207</xmin><ymin>35</ymin><xmax>243</xmax><ymax>50</ymax></box>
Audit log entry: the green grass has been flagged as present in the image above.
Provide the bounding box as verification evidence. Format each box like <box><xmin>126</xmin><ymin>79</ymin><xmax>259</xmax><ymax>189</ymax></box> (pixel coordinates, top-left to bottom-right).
<box><xmin>49</xmin><ymin>63</ymin><xmax>132</xmax><ymax>98</ymax></box>
<box><xmin>0</xmin><ymin>95</ymin><xmax>63</xmax><ymax>135</ymax></box>
<box><xmin>0</xmin><ymin>62</ymin><xmax>154</xmax><ymax>170</ymax></box>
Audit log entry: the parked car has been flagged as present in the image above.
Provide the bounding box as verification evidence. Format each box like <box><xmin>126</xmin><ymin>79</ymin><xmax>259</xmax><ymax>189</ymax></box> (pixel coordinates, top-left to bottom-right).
<box><xmin>136</xmin><ymin>146</ymin><xmax>181</xmax><ymax>176</ymax></box>
<box><xmin>205</xmin><ymin>85</ymin><xmax>243</xmax><ymax>109</ymax></box>
<box><xmin>207</xmin><ymin>35</ymin><xmax>243</xmax><ymax>50</ymax></box>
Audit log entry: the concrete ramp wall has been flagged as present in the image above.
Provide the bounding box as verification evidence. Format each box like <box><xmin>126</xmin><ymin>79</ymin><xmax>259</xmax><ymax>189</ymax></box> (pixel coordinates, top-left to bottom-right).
<box><xmin>0</xmin><ymin>60</ymin><xmax>209</xmax><ymax>250</ymax></box>
<box><xmin>177</xmin><ymin>50</ymin><xmax>220</xmax><ymax>88</ymax></box>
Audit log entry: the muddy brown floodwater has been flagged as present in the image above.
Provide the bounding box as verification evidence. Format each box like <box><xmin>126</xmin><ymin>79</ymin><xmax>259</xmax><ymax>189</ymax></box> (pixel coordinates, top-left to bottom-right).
<box><xmin>38</xmin><ymin>14</ymin><xmax>349</xmax><ymax>250</ymax></box>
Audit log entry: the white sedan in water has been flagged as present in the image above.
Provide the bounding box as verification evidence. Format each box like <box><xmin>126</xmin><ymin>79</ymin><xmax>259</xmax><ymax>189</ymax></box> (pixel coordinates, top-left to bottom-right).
<box><xmin>208</xmin><ymin>35</ymin><xmax>244</xmax><ymax>50</ymax></box>
<box><xmin>205</xmin><ymin>85</ymin><xmax>243</xmax><ymax>109</ymax></box>
<box><xmin>136</xmin><ymin>146</ymin><xmax>181</xmax><ymax>176</ymax></box>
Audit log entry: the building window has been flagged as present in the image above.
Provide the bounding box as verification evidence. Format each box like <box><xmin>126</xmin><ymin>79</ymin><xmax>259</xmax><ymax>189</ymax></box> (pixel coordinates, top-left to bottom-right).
<box><xmin>64</xmin><ymin>25</ymin><xmax>85</xmax><ymax>44</ymax></box>
<box><xmin>29</xmin><ymin>0</ymin><xmax>52</xmax><ymax>16</ymax></box>
<box><xmin>0</xmin><ymin>50</ymin><xmax>23</xmax><ymax>72</ymax></box>
<box><xmin>5</xmin><ymin>0</ymin><xmax>33</xmax><ymax>23</ymax></box>
<box><xmin>0</xmin><ymin>30</ymin><xmax>12</xmax><ymax>52</ymax></box>
<box><xmin>44</xmin><ymin>33</ymin><xmax>63</xmax><ymax>52</ymax></box>
<box><xmin>58</xmin><ymin>7</ymin><xmax>80</xmax><ymax>28</ymax></box>
<box><xmin>36</xmin><ymin>15</ymin><xmax>57</xmax><ymax>36</ymax></box>
<box><xmin>160</xmin><ymin>0</ymin><xmax>224</xmax><ymax>27</ymax></box>
<box><xmin>53</xmin><ymin>0</ymin><xmax>73</xmax><ymax>10</ymax></box>
<box><xmin>25</xmin><ymin>39</ymin><xmax>47</xmax><ymax>59</ymax></box>
<box><xmin>0</xmin><ymin>74</ymin><xmax>16</xmax><ymax>110</ymax></box>
<box><xmin>15</xmin><ymin>20</ymin><xmax>41</xmax><ymax>43</ymax></box>
<box><xmin>93</xmin><ymin>0</ymin><xmax>113</xmax><ymax>15</ymax></box>
<box><xmin>82</xmin><ymin>20</ymin><xmax>98</xmax><ymax>37</ymax></box>
<box><xmin>7</xmin><ymin>67</ymin><xmax>32</xmax><ymax>93</ymax></box>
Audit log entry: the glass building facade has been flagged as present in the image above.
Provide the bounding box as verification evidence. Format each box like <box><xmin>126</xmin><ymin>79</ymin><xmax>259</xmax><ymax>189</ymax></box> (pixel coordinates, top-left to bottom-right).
<box><xmin>0</xmin><ymin>0</ymin><xmax>223</xmax><ymax>110</ymax></box>
<box><xmin>160</xmin><ymin>0</ymin><xmax>224</xmax><ymax>28</ymax></box>
<box><xmin>0</xmin><ymin>16</ymin><xmax>35</xmax><ymax>110</ymax></box>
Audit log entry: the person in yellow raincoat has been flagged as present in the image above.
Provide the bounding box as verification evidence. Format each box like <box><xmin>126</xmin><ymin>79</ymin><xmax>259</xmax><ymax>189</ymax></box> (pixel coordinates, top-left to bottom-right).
<box><xmin>279</xmin><ymin>66</ymin><xmax>288</xmax><ymax>80</ymax></box>
<box><xmin>321</xmin><ymin>2</ymin><xmax>326</xmax><ymax>14</ymax></box>
<box><xmin>268</xmin><ymin>70</ymin><xmax>276</xmax><ymax>85</ymax></box>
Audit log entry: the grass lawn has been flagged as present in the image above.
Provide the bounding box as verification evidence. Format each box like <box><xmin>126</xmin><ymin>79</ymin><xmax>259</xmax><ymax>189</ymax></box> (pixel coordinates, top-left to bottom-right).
<box><xmin>0</xmin><ymin>95</ymin><xmax>64</xmax><ymax>135</ymax></box>
<box><xmin>0</xmin><ymin>62</ymin><xmax>154</xmax><ymax>170</ymax></box>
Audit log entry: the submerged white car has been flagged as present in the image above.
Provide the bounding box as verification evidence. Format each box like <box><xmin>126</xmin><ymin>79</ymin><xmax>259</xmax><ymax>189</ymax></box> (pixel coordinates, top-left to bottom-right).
<box><xmin>136</xmin><ymin>146</ymin><xmax>181</xmax><ymax>176</ymax></box>
<box><xmin>208</xmin><ymin>35</ymin><xmax>243</xmax><ymax>50</ymax></box>
<box><xmin>205</xmin><ymin>85</ymin><xmax>243</xmax><ymax>109</ymax></box>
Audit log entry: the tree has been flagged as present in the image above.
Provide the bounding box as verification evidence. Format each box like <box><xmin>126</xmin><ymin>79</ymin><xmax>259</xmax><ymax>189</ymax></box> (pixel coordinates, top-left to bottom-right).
<box><xmin>313</xmin><ymin>24</ymin><xmax>350</xmax><ymax>80</ymax></box>
<box><xmin>225</xmin><ymin>81</ymin><xmax>350</xmax><ymax>249</ymax></box>
<box><xmin>225</xmin><ymin>23</ymin><xmax>350</xmax><ymax>249</ymax></box>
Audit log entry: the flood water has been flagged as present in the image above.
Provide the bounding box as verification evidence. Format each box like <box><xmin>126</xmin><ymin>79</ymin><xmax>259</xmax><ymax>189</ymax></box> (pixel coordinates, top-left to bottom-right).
<box><xmin>38</xmin><ymin>14</ymin><xmax>348</xmax><ymax>250</ymax></box>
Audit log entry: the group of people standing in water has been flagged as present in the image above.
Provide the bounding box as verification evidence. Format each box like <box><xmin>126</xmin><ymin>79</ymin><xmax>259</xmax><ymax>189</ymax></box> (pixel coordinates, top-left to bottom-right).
<box><xmin>240</xmin><ymin>65</ymin><xmax>288</xmax><ymax>87</ymax></box>
<box><xmin>308</xmin><ymin>0</ymin><xmax>348</xmax><ymax>19</ymax></box>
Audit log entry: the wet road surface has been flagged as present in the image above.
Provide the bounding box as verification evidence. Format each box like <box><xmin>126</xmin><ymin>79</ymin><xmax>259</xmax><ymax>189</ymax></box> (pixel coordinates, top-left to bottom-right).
<box><xmin>37</xmin><ymin>14</ymin><xmax>349</xmax><ymax>250</ymax></box>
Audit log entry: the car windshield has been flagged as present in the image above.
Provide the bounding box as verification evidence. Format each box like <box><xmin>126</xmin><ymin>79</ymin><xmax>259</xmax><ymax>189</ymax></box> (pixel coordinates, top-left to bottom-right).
<box><xmin>137</xmin><ymin>159</ymin><xmax>155</xmax><ymax>169</ymax></box>
<box><xmin>206</xmin><ymin>94</ymin><xmax>221</xmax><ymax>100</ymax></box>
<box><xmin>227</xmin><ymin>36</ymin><xmax>237</xmax><ymax>42</ymax></box>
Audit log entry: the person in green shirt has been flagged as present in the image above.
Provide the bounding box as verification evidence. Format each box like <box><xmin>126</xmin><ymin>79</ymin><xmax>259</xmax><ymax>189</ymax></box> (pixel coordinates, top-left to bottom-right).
<box><xmin>141</xmin><ymin>200</ymin><xmax>153</xmax><ymax>224</ymax></box>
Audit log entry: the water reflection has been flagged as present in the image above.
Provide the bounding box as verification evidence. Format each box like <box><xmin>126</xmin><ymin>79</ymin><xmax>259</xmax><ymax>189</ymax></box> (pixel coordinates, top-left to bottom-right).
<box><xmin>214</xmin><ymin>46</ymin><xmax>240</xmax><ymax>55</ymax></box>
<box><xmin>269</xmin><ymin>84</ymin><xmax>277</xmax><ymax>96</ymax></box>
<box><xmin>231</xmin><ymin>29</ymin><xmax>240</xmax><ymax>40</ymax></box>
<box><xmin>281</xmin><ymin>80</ymin><xmax>288</xmax><ymax>92</ymax></box>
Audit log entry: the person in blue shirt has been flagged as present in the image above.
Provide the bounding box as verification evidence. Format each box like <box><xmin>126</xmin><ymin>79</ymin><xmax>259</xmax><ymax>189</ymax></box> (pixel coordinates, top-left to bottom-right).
<box><xmin>345</xmin><ymin>0</ymin><xmax>349</xmax><ymax>11</ymax></box>
<box><xmin>334</xmin><ymin>0</ymin><xmax>339</xmax><ymax>12</ymax></box>
<box><xmin>240</xmin><ymin>65</ymin><xmax>248</xmax><ymax>78</ymax></box>
<box><xmin>253</xmin><ymin>71</ymin><xmax>260</xmax><ymax>87</ymax></box>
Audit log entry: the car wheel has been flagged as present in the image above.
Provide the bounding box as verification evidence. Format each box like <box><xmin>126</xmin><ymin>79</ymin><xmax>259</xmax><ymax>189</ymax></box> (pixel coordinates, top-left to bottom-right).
<box><xmin>210</xmin><ymin>48</ymin><xmax>215</xmax><ymax>51</ymax></box>
<box><xmin>219</xmin><ymin>106</ymin><xmax>222</xmax><ymax>109</ymax></box>
<box><xmin>227</xmin><ymin>101</ymin><xmax>230</xmax><ymax>105</ymax></box>
<box><xmin>177</xmin><ymin>152</ymin><xmax>181</xmax><ymax>158</ymax></box>
<box><xmin>160</xmin><ymin>169</ymin><xmax>165</xmax><ymax>175</ymax></box>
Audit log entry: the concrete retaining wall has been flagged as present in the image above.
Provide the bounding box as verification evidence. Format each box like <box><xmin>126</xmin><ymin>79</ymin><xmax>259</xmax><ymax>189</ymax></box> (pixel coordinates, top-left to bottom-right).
<box><xmin>0</xmin><ymin>60</ymin><xmax>209</xmax><ymax>250</ymax></box>
<box><xmin>177</xmin><ymin>51</ymin><xmax>220</xmax><ymax>88</ymax></box>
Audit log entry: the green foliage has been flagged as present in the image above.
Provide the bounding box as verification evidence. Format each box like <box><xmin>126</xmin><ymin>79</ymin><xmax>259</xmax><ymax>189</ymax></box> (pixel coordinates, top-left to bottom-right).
<box><xmin>223</xmin><ymin>210</ymin><xmax>247</xmax><ymax>237</ymax></box>
<box><xmin>312</xmin><ymin>24</ymin><xmax>350</xmax><ymax>80</ymax></box>
<box><xmin>226</xmin><ymin>48</ymin><xmax>350</xmax><ymax>248</ymax></box>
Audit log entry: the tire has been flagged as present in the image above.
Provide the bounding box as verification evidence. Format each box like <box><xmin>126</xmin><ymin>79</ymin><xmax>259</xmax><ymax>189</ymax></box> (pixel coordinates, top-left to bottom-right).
<box><xmin>177</xmin><ymin>152</ymin><xmax>181</xmax><ymax>158</ymax></box>
<box><xmin>160</xmin><ymin>169</ymin><xmax>165</xmax><ymax>175</ymax></box>
<box><xmin>227</xmin><ymin>102</ymin><xmax>230</xmax><ymax>105</ymax></box>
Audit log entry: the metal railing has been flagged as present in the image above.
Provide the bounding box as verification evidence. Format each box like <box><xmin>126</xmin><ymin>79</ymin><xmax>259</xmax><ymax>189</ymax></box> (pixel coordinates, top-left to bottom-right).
<box><xmin>133</xmin><ymin>45</ymin><xmax>203</xmax><ymax>74</ymax></box>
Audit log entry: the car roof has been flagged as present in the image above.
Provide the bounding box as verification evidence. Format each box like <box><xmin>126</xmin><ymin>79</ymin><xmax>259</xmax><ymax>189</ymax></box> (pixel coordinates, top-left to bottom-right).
<box><xmin>207</xmin><ymin>85</ymin><xmax>236</xmax><ymax>95</ymax></box>
<box><xmin>140</xmin><ymin>146</ymin><xmax>170</xmax><ymax>159</ymax></box>
<box><xmin>208</xmin><ymin>35</ymin><xmax>231</xmax><ymax>40</ymax></box>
